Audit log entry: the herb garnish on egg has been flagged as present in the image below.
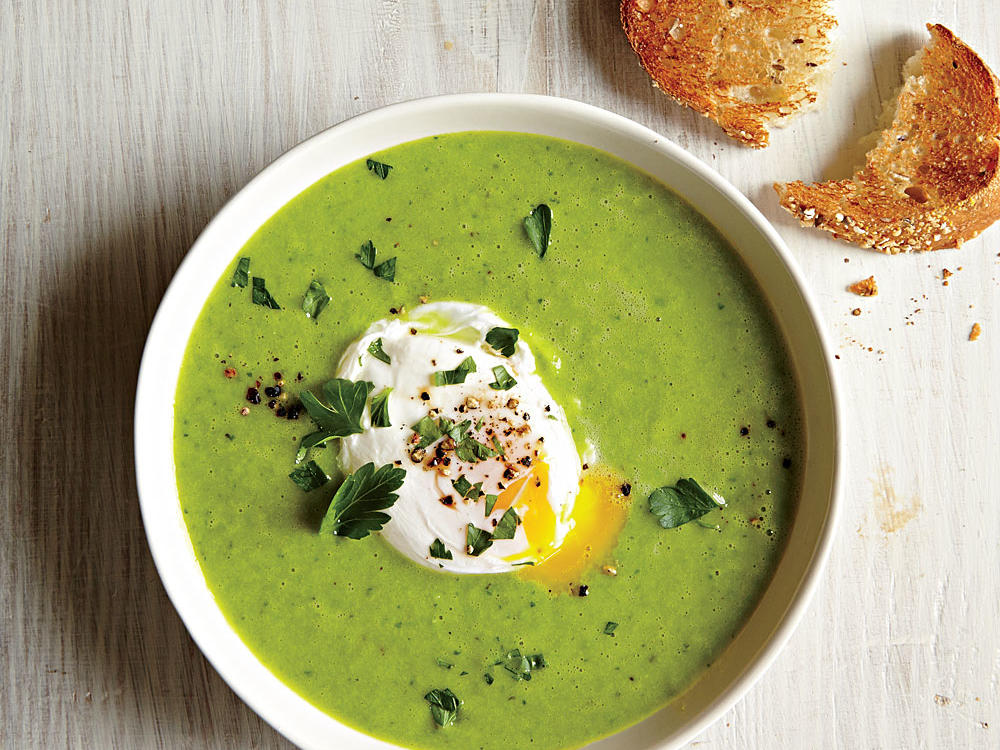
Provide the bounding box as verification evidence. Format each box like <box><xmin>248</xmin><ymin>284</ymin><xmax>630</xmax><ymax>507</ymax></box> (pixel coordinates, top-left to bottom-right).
<box><xmin>488</xmin><ymin>365</ymin><xmax>517</xmax><ymax>391</ymax></box>
<box><xmin>369</xmin><ymin>388</ymin><xmax>392</xmax><ymax>428</ymax></box>
<box><xmin>432</xmin><ymin>356</ymin><xmax>477</xmax><ymax>386</ymax></box>
<box><xmin>367</xmin><ymin>337</ymin><xmax>391</xmax><ymax>364</ymax></box>
<box><xmin>429</xmin><ymin>538</ymin><xmax>452</xmax><ymax>560</ymax></box>
<box><xmin>492</xmin><ymin>507</ymin><xmax>519</xmax><ymax>539</ymax></box>
<box><xmin>484</xmin><ymin>326</ymin><xmax>519</xmax><ymax>356</ymax></box>
<box><xmin>465</xmin><ymin>524</ymin><xmax>493</xmax><ymax>556</ymax></box>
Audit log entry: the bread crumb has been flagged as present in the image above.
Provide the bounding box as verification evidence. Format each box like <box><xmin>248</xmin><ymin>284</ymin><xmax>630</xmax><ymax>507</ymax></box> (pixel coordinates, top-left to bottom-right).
<box><xmin>851</xmin><ymin>308</ymin><xmax>862</xmax><ymax>316</ymax></box>
<box><xmin>970</xmin><ymin>322</ymin><xmax>982</xmax><ymax>341</ymax></box>
<box><xmin>848</xmin><ymin>276</ymin><xmax>878</xmax><ymax>296</ymax></box>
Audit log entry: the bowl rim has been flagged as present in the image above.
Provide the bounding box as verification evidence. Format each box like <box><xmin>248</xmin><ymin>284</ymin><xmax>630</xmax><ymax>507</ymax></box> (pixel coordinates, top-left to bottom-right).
<box><xmin>135</xmin><ymin>92</ymin><xmax>843</xmax><ymax>750</ymax></box>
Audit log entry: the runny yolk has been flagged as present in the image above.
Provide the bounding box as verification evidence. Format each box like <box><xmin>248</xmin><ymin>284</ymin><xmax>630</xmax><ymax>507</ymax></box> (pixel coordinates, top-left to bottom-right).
<box><xmin>498</xmin><ymin>463</ymin><xmax>632</xmax><ymax>592</ymax></box>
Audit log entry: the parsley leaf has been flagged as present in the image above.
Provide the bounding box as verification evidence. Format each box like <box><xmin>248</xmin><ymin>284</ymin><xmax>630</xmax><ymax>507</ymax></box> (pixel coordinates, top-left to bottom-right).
<box><xmin>648</xmin><ymin>478</ymin><xmax>726</xmax><ymax>529</ymax></box>
<box><xmin>366</xmin><ymin>158</ymin><xmax>393</xmax><ymax>179</ymax></box>
<box><xmin>430</xmin><ymin>538</ymin><xmax>452</xmax><ymax>560</ymax></box>
<box><xmin>523</xmin><ymin>203</ymin><xmax>552</xmax><ymax>258</ymax></box>
<box><xmin>294</xmin><ymin>429</ymin><xmax>335</xmax><ymax>465</ymax></box>
<box><xmin>302</xmin><ymin>279</ymin><xmax>330</xmax><ymax>321</ymax></box>
<box><xmin>369</xmin><ymin>387</ymin><xmax>392</xmax><ymax>428</ymax></box>
<box><xmin>488</xmin><ymin>365</ymin><xmax>517</xmax><ymax>391</ymax></box>
<box><xmin>412</xmin><ymin>415</ymin><xmax>445</xmax><ymax>448</ymax></box>
<box><xmin>433</xmin><ymin>356</ymin><xmax>477</xmax><ymax>386</ymax></box>
<box><xmin>367</xmin><ymin>337</ymin><xmax>391</xmax><ymax>364</ymax></box>
<box><xmin>454</xmin><ymin>435</ymin><xmax>497</xmax><ymax>463</ymax></box>
<box><xmin>604</xmin><ymin>621</ymin><xmax>619</xmax><ymax>636</ymax></box>
<box><xmin>301</xmin><ymin>378</ymin><xmax>373</xmax><ymax>438</ymax></box>
<box><xmin>319</xmin><ymin>462</ymin><xmax>406</xmax><ymax>539</ymax></box>
<box><xmin>373</xmin><ymin>256</ymin><xmax>396</xmax><ymax>282</ymax></box>
<box><xmin>287</xmin><ymin>460</ymin><xmax>329</xmax><ymax>492</ymax></box>
<box><xmin>452</xmin><ymin>475</ymin><xmax>483</xmax><ymax>500</ymax></box>
<box><xmin>356</xmin><ymin>240</ymin><xmax>376</xmax><ymax>269</ymax></box>
<box><xmin>424</xmin><ymin>688</ymin><xmax>461</xmax><ymax>728</ymax></box>
<box><xmin>492</xmin><ymin>507</ymin><xmax>519</xmax><ymax>539</ymax></box>
<box><xmin>466</xmin><ymin>524</ymin><xmax>493</xmax><ymax>556</ymax></box>
<box><xmin>491</xmin><ymin>435</ymin><xmax>505</xmax><ymax>457</ymax></box>
<box><xmin>230</xmin><ymin>257</ymin><xmax>250</xmax><ymax>288</ymax></box>
<box><xmin>484</xmin><ymin>494</ymin><xmax>498</xmax><ymax>516</ymax></box>
<box><xmin>498</xmin><ymin>649</ymin><xmax>546</xmax><ymax>681</ymax></box>
<box><xmin>485</xmin><ymin>326</ymin><xmax>519</xmax><ymax>357</ymax></box>
<box><xmin>251</xmin><ymin>277</ymin><xmax>280</xmax><ymax>309</ymax></box>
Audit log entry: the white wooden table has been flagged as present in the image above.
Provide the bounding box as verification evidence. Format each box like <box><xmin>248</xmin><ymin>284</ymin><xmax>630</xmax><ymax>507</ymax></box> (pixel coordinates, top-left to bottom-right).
<box><xmin>3</xmin><ymin>2</ymin><xmax>997</xmax><ymax>747</ymax></box>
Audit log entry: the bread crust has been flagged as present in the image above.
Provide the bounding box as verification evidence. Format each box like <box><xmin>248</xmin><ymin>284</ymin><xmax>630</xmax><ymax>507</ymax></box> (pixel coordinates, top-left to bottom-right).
<box><xmin>621</xmin><ymin>0</ymin><xmax>837</xmax><ymax>148</ymax></box>
<box><xmin>775</xmin><ymin>24</ymin><xmax>1000</xmax><ymax>253</ymax></box>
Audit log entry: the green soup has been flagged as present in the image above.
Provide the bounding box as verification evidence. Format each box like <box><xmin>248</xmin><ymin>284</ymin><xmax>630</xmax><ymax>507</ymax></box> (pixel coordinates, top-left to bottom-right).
<box><xmin>174</xmin><ymin>132</ymin><xmax>802</xmax><ymax>749</ymax></box>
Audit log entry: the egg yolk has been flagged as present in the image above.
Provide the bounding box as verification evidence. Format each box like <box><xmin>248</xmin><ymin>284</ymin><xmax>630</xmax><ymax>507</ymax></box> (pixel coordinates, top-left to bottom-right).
<box><xmin>498</xmin><ymin>463</ymin><xmax>631</xmax><ymax>591</ymax></box>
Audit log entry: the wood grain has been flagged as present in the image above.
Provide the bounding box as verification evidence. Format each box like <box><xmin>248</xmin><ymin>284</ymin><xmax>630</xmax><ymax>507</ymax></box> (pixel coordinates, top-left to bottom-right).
<box><xmin>3</xmin><ymin>1</ymin><xmax>997</xmax><ymax>747</ymax></box>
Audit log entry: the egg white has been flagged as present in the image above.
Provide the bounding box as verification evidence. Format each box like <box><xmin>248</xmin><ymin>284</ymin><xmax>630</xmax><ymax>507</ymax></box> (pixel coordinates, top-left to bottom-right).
<box><xmin>336</xmin><ymin>302</ymin><xmax>581</xmax><ymax>574</ymax></box>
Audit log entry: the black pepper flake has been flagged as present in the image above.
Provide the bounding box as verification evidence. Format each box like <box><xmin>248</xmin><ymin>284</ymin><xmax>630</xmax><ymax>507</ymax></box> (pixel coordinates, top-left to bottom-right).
<box><xmin>740</xmin><ymin>426</ymin><xmax>750</xmax><ymax>436</ymax></box>
<box><xmin>389</xmin><ymin>307</ymin><xmax>399</xmax><ymax>314</ymax></box>
<box><xmin>420</xmin><ymin>392</ymin><xmax>430</xmax><ymax>401</ymax></box>
<box><xmin>264</xmin><ymin>385</ymin><xmax>281</xmax><ymax>398</ymax></box>
<box><xmin>296</xmin><ymin>372</ymin><xmax>304</xmax><ymax>381</ymax></box>
<box><xmin>246</xmin><ymin>387</ymin><xmax>261</xmax><ymax>405</ymax></box>
<box><xmin>409</xmin><ymin>327</ymin><xmax>417</xmax><ymax>335</ymax></box>
<box><xmin>766</xmin><ymin>419</ymin><xmax>776</xmax><ymax>429</ymax></box>
<box><xmin>275</xmin><ymin>406</ymin><xmax>287</xmax><ymax>417</ymax></box>
<box><xmin>273</xmin><ymin>372</ymin><xmax>282</xmax><ymax>381</ymax></box>
<box><xmin>267</xmin><ymin>399</ymin><xmax>277</xmax><ymax>409</ymax></box>
<box><xmin>285</xmin><ymin>403</ymin><xmax>302</xmax><ymax>420</ymax></box>
<box><xmin>577</xmin><ymin>585</ymin><xmax>589</xmax><ymax>597</ymax></box>
<box><xmin>439</xmin><ymin>495</ymin><xmax>454</xmax><ymax>506</ymax></box>
<box><xmin>582</xmin><ymin>463</ymin><xmax>589</xmax><ymax>470</ymax></box>
<box><xmin>621</xmin><ymin>482</ymin><xmax>632</xmax><ymax>497</ymax></box>
<box><xmin>782</xmin><ymin>457</ymin><xmax>792</xmax><ymax>469</ymax></box>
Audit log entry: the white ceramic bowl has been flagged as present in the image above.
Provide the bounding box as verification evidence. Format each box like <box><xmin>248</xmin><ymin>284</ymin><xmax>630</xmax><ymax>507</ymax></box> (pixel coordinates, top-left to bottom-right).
<box><xmin>135</xmin><ymin>94</ymin><xmax>842</xmax><ymax>750</ymax></box>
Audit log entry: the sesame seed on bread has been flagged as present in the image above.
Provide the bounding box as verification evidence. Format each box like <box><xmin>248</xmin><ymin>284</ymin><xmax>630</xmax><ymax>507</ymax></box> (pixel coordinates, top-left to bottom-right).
<box><xmin>620</xmin><ymin>0</ymin><xmax>837</xmax><ymax>149</ymax></box>
<box><xmin>775</xmin><ymin>24</ymin><xmax>1000</xmax><ymax>254</ymax></box>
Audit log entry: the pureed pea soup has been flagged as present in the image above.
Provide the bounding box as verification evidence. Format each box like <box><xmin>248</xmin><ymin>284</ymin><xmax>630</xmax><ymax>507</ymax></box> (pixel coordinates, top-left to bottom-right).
<box><xmin>174</xmin><ymin>132</ymin><xmax>802</xmax><ymax>749</ymax></box>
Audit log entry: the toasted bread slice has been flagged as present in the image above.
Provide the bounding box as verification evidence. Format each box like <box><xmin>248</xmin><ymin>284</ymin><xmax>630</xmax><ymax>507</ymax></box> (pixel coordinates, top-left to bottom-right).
<box><xmin>621</xmin><ymin>0</ymin><xmax>837</xmax><ymax>148</ymax></box>
<box><xmin>775</xmin><ymin>24</ymin><xmax>1000</xmax><ymax>253</ymax></box>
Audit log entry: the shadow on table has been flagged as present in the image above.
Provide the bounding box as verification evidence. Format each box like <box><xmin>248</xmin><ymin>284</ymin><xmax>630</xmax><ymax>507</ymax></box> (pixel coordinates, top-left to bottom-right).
<box><xmin>17</xmin><ymin>181</ymin><xmax>292</xmax><ymax>746</ymax></box>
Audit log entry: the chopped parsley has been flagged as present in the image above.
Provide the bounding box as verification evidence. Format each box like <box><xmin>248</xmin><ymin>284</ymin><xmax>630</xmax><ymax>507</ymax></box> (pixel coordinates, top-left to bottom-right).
<box><xmin>435</xmin><ymin>658</ymin><xmax>453</xmax><ymax>669</ymax></box>
<box><xmin>648</xmin><ymin>477</ymin><xmax>726</xmax><ymax>529</ymax></box>
<box><xmin>356</xmin><ymin>240</ymin><xmax>376</xmax><ymax>269</ymax></box>
<box><xmin>369</xmin><ymin>387</ymin><xmax>392</xmax><ymax>428</ymax></box>
<box><xmin>319</xmin><ymin>462</ymin><xmax>406</xmax><ymax>539</ymax></box>
<box><xmin>424</xmin><ymin>688</ymin><xmax>461</xmax><ymax>728</ymax></box>
<box><xmin>429</xmin><ymin>538</ymin><xmax>452</xmax><ymax>560</ymax></box>
<box><xmin>485</xmin><ymin>326</ymin><xmax>519</xmax><ymax>357</ymax></box>
<box><xmin>492</xmin><ymin>507</ymin><xmax>519</xmax><ymax>539</ymax></box>
<box><xmin>432</xmin><ymin>356</ymin><xmax>477</xmax><ymax>386</ymax></box>
<box><xmin>230</xmin><ymin>257</ymin><xmax>250</xmax><ymax>288</ymax></box>
<box><xmin>488</xmin><ymin>365</ymin><xmax>517</xmax><ymax>391</ymax></box>
<box><xmin>483</xmin><ymin>673</ymin><xmax>494</xmax><ymax>685</ymax></box>
<box><xmin>251</xmin><ymin>277</ymin><xmax>280</xmax><ymax>309</ymax></box>
<box><xmin>367</xmin><ymin>337</ymin><xmax>391</xmax><ymax>364</ymax></box>
<box><xmin>301</xmin><ymin>279</ymin><xmax>330</xmax><ymax>321</ymax></box>
<box><xmin>412</xmin><ymin>415</ymin><xmax>446</xmax><ymax>448</ymax></box>
<box><xmin>498</xmin><ymin>649</ymin><xmax>546</xmax><ymax>681</ymax></box>
<box><xmin>366</xmin><ymin>158</ymin><xmax>393</xmax><ymax>179</ymax></box>
<box><xmin>373</xmin><ymin>256</ymin><xmax>396</xmax><ymax>282</ymax></box>
<box><xmin>452</xmin><ymin>475</ymin><xmax>483</xmax><ymax>500</ymax></box>
<box><xmin>491</xmin><ymin>435</ymin><xmax>505</xmax><ymax>457</ymax></box>
<box><xmin>287</xmin><ymin>460</ymin><xmax>329</xmax><ymax>492</ymax></box>
<box><xmin>465</xmin><ymin>524</ymin><xmax>493</xmax><ymax>556</ymax></box>
<box><xmin>604</xmin><ymin>621</ymin><xmax>619</xmax><ymax>636</ymax></box>
<box><xmin>522</xmin><ymin>203</ymin><xmax>552</xmax><ymax>258</ymax></box>
<box><xmin>454</xmin><ymin>434</ymin><xmax>497</xmax><ymax>463</ymax></box>
<box><xmin>484</xmin><ymin>494</ymin><xmax>499</xmax><ymax>516</ymax></box>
